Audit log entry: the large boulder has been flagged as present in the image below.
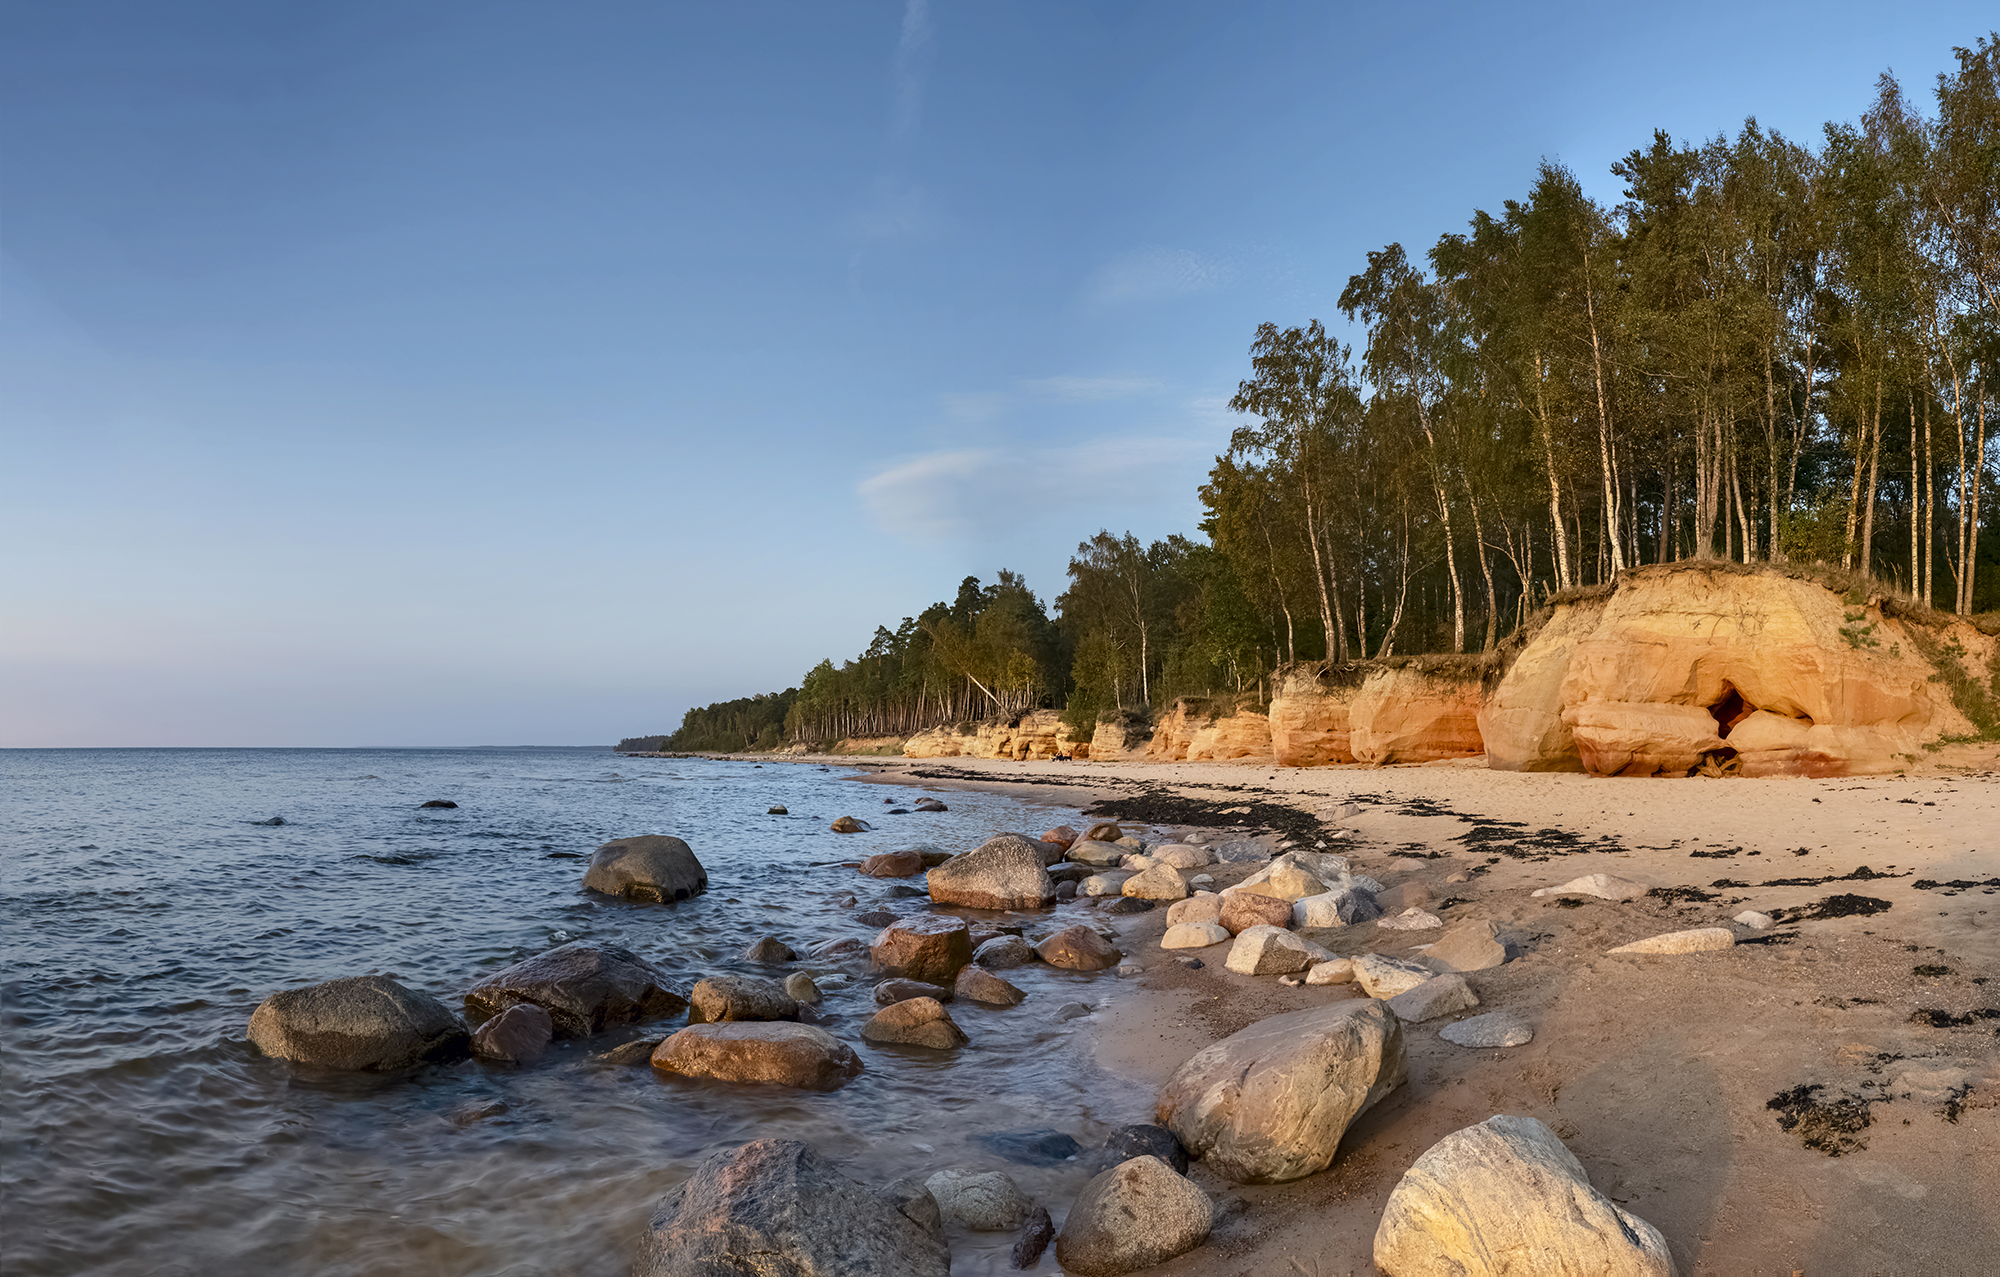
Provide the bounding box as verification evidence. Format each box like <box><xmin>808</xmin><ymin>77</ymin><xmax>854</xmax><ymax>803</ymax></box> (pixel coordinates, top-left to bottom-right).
<box><xmin>583</xmin><ymin>835</ymin><xmax>708</xmax><ymax>903</ymax></box>
<box><xmin>1372</xmin><ymin>1115</ymin><xmax>1674</xmax><ymax>1276</ymax></box>
<box><xmin>923</xmin><ymin>1169</ymin><xmax>1030</xmax><ymax>1231</ymax></box>
<box><xmin>247</xmin><ymin>975</ymin><xmax>468</xmax><ymax>1071</ymax></box>
<box><xmin>471</xmin><ymin>1003</ymin><xmax>553</xmax><ymax>1063</ymax></box>
<box><xmin>1237</xmin><ymin>856</ymin><xmax>1327</xmax><ymax>902</ymax></box>
<box><xmin>926</xmin><ymin>835</ymin><xmax>1055</xmax><ymax>910</ymax></box>
<box><xmin>464</xmin><ymin>942</ymin><xmax>686</xmax><ymax>1038</ymax></box>
<box><xmin>1424</xmin><ymin>919</ymin><xmax>1513</xmax><ymax>973</ymax></box>
<box><xmin>689</xmin><ymin>976</ymin><xmax>799</xmax><ymax>1023</ymax></box>
<box><xmin>871</xmin><ymin>915</ymin><xmax>974</xmax><ymax>983</ymax></box>
<box><xmin>1219</xmin><ymin>891</ymin><xmax>1293</xmax><ymax>934</ymax></box>
<box><xmin>1293</xmin><ymin>886</ymin><xmax>1381</xmax><ymax>928</ymax></box>
<box><xmin>1055</xmin><ymin>1156</ymin><xmax>1213</xmax><ymax>1276</ymax></box>
<box><xmin>1166</xmin><ymin>892</ymin><xmax>1221</xmax><ymax>927</ymax></box>
<box><xmin>1157</xmin><ymin>998</ymin><xmax>1405</xmax><ymax>1183</ymax></box>
<box><xmin>1352</xmin><ymin>953</ymin><xmax>1437</xmax><ymax>999</ymax></box>
<box><xmin>1121</xmin><ymin>863</ymin><xmax>1188</xmax><ymax>901</ymax></box>
<box><xmin>652</xmin><ymin>1022</ymin><xmax>863</xmax><ymax>1090</ymax></box>
<box><xmin>1035</xmin><ymin>925</ymin><xmax>1122</xmax><ymax>971</ymax></box>
<box><xmin>861</xmin><ymin>997</ymin><xmax>968</xmax><ymax>1049</ymax></box>
<box><xmin>1151</xmin><ymin>843</ymin><xmax>1213</xmax><ymax>870</ymax></box>
<box><xmin>637</xmin><ymin>1139</ymin><xmax>948</xmax><ymax>1276</ymax></box>
<box><xmin>1224</xmin><ymin>924</ymin><xmax>1324</xmax><ymax>975</ymax></box>
<box><xmin>1386</xmin><ymin>973</ymin><xmax>1479</xmax><ymax>1023</ymax></box>
<box><xmin>861</xmin><ymin>849</ymin><xmax>925</xmax><ymax>878</ymax></box>
<box><xmin>1067</xmin><ymin>840</ymin><xmax>1126</xmax><ymax>868</ymax></box>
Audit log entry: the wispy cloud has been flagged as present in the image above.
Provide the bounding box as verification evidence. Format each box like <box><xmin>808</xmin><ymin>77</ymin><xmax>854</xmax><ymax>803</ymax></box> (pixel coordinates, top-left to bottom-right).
<box><xmin>892</xmin><ymin>0</ymin><xmax>934</xmax><ymax>142</ymax></box>
<box><xmin>1083</xmin><ymin>247</ymin><xmax>1236</xmax><ymax>306</ymax></box>
<box><xmin>1020</xmin><ymin>375</ymin><xmax>1159</xmax><ymax>403</ymax></box>
<box><xmin>940</xmin><ymin>390</ymin><xmax>1011</xmax><ymax>422</ymax></box>
<box><xmin>858</xmin><ymin>435</ymin><xmax>1210</xmax><ymax>541</ymax></box>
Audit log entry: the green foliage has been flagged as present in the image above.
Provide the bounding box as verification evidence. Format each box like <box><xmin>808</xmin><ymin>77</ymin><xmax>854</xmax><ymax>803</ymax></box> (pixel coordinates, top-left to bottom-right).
<box><xmin>1905</xmin><ymin>625</ymin><xmax>2000</xmax><ymax>739</ymax></box>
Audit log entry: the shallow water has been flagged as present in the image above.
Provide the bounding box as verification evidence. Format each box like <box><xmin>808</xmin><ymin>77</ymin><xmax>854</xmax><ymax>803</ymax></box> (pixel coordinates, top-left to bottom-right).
<box><xmin>1</xmin><ymin>748</ymin><xmax>1155</xmax><ymax>1276</ymax></box>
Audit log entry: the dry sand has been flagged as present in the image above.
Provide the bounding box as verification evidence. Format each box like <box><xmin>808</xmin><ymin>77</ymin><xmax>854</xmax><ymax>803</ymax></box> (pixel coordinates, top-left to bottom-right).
<box><xmin>838</xmin><ymin>751</ymin><xmax>2000</xmax><ymax>1275</ymax></box>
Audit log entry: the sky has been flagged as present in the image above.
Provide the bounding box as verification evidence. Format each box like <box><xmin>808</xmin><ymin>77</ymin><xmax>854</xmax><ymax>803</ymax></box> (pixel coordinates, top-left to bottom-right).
<box><xmin>2</xmin><ymin>1</ymin><xmax>1990</xmax><ymax>747</ymax></box>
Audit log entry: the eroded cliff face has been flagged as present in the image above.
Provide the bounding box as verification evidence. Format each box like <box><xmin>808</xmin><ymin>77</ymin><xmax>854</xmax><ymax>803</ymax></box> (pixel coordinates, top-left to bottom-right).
<box><xmin>1496</xmin><ymin>565</ymin><xmax>1994</xmax><ymax>777</ymax></box>
<box><xmin>902</xmin><ymin>710</ymin><xmax>1089</xmax><ymax>760</ymax></box>
<box><xmin>1269</xmin><ymin>661</ymin><xmax>1486</xmax><ymax>765</ymax></box>
<box><xmin>1145</xmin><ymin>696</ymin><xmax>1272</xmax><ymax>761</ymax></box>
<box><xmin>1268</xmin><ymin>666</ymin><xmax>1361</xmax><ymax>766</ymax></box>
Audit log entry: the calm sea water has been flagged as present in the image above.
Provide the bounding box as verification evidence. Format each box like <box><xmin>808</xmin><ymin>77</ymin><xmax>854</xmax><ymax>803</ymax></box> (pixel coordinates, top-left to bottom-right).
<box><xmin>0</xmin><ymin>748</ymin><xmax>1154</xmax><ymax>1276</ymax></box>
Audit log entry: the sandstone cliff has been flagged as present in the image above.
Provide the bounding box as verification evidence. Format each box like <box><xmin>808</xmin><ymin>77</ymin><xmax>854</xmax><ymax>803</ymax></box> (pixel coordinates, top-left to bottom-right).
<box><xmin>1269</xmin><ymin>659</ymin><xmax>1487</xmax><ymax>766</ymax></box>
<box><xmin>1145</xmin><ymin>696</ymin><xmax>1273</xmax><ymax>761</ymax></box>
<box><xmin>901</xmin><ymin>710</ymin><xmax>1089</xmax><ymax>760</ymax></box>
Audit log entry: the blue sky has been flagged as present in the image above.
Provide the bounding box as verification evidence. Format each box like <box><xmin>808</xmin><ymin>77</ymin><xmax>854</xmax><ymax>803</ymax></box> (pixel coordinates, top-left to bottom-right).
<box><xmin>3</xmin><ymin>1</ymin><xmax>1988</xmax><ymax>746</ymax></box>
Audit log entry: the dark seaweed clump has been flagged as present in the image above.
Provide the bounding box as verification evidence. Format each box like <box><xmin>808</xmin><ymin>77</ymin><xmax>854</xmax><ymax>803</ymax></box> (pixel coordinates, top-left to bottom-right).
<box><xmin>1689</xmin><ymin>847</ymin><xmax>1742</xmax><ymax>859</ymax></box>
<box><xmin>1649</xmin><ymin>885</ymin><xmax>1721</xmax><ymax>905</ymax></box>
<box><xmin>1081</xmin><ymin>788</ymin><xmax>1322</xmax><ymax>843</ymax></box>
<box><xmin>1767</xmin><ymin>1084</ymin><xmax>1877</xmax><ymax>1156</ymax></box>
<box><xmin>1759</xmin><ymin>865</ymin><xmax>1908</xmax><ymax>888</ymax></box>
<box><xmin>1772</xmin><ymin>894</ymin><xmax>1892</xmax><ymax>921</ymax></box>
<box><xmin>1907</xmin><ymin>1007</ymin><xmax>2000</xmax><ymax>1029</ymax></box>
<box><xmin>1910</xmin><ymin>876</ymin><xmax>2000</xmax><ymax>894</ymax></box>
<box><xmin>1913</xmin><ymin>964</ymin><xmax>1953</xmax><ymax>977</ymax></box>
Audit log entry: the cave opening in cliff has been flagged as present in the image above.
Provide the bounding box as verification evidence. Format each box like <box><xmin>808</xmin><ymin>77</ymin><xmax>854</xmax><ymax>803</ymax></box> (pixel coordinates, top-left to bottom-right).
<box><xmin>1710</xmin><ymin>685</ymin><xmax>1755</xmax><ymax>738</ymax></box>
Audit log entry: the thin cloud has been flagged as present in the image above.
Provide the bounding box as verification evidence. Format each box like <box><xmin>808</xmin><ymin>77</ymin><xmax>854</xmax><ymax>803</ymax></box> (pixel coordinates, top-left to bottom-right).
<box><xmin>892</xmin><ymin>0</ymin><xmax>934</xmax><ymax>142</ymax></box>
<box><xmin>1020</xmin><ymin>375</ymin><xmax>1160</xmax><ymax>403</ymax></box>
<box><xmin>1084</xmin><ymin>247</ymin><xmax>1236</xmax><ymax>306</ymax></box>
<box><xmin>941</xmin><ymin>390</ymin><xmax>1011</xmax><ymax>421</ymax></box>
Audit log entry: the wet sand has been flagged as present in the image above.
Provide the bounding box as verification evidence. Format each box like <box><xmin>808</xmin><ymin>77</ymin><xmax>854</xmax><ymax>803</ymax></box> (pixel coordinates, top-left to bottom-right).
<box><xmin>829</xmin><ymin>751</ymin><xmax>2000</xmax><ymax>1274</ymax></box>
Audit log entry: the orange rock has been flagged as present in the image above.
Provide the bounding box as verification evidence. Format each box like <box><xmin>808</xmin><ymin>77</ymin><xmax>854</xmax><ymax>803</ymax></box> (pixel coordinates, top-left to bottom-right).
<box><xmin>1348</xmin><ymin>664</ymin><xmax>1485</xmax><ymax>764</ymax></box>
<box><xmin>1478</xmin><ymin>598</ymin><xmax>1605</xmax><ymax>772</ymax></box>
<box><xmin>1269</xmin><ymin>666</ymin><xmax>1361</xmax><ymax>766</ymax></box>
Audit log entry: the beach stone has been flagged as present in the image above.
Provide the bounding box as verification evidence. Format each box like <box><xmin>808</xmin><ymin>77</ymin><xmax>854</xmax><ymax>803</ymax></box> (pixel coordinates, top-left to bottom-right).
<box><xmin>636</xmin><ymin>1138</ymin><xmax>946</xmax><ymax>1276</ymax></box>
<box><xmin>1082</xmin><ymin>871</ymin><xmax>1133</xmax><ymax>897</ymax></box>
<box><xmin>874</xmin><ymin>978</ymin><xmax>951</xmax><ymax>1006</ymax></box>
<box><xmin>689</xmin><ymin>975</ymin><xmax>799</xmax><ymax>1024</ymax></box>
<box><xmin>1054</xmin><ymin>881</ymin><xmax>1078</xmax><ymax>900</ymax></box>
<box><xmin>1043</xmin><ymin>825</ymin><xmax>1079</xmax><ymax>849</ymax></box>
<box><xmin>833</xmin><ymin>893</ymin><xmax>858</xmax><ymax>907</ymax></box>
<box><xmin>767</xmin><ymin>805</ymin><xmax>787</xmax><ymax>815</ymax></box>
<box><xmin>954</xmin><ymin>965</ymin><xmax>1025</xmax><ymax>1006</ymax></box>
<box><xmin>1036</xmin><ymin>925</ymin><xmax>1123</xmax><ymax>971</ymax></box>
<box><xmin>1174</xmin><ymin>956</ymin><xmax>1204</xmax><ymax>969</ymax></box>
<box><xmin>248</xmin><ymin>974</ymin><xmax>468</xmax><ymax>1071</ymax></box>
<box><xmin>1056</xmin><ymin>1002</ymin><xmax>1092</xmax><ymax>1021</ymax></box>
<box><xmin>1083</xmin><ymin>822</ymin><xmax>1123</xmax><ymax>842</ymax></box>
<box><xmin>975</xmin><ymin>1129</ymin><xmax>1085</xmax><ymax>1165</ymax></box>
<box><xmin>1224</xmin><ymin>924</ymin><xmax>1319</xmax><ymax>975</ymax></box>
<box><xmin>1189</xmin><ymin>873</ymin><xmax>1214</xmax><ymax>888</ymax></box>
<box><xmin>855</xmin><ymin>909</ymin><xmax>898</xmax><ymax>927</ymax></box>
<box><xmin>419</xmin><ymin>799</ymin><xmax>458</xmax><ymax>808</ymax></box>
<box><xmin>1735</xmin><ymin>910</ymin><xmax>1774</xmax><ymax>929</ymax></box>
<box><xmin>885</xmin><ymin>884</ymin><xmax>925</xmax><ymax>898</ymax></box>
<box><xmin>1293</xmin><ymin>886</ymin><xmax>1380</xmax><ymax>928</ymax></box>
<box><xmin>1012</xmin><ymin>1205</ymin><xmax>1056</xmax><ymax>1269</ymax></box>
<box><xmin>1162</xmin><ymin>922</ymin><xmax>1230</xmax><ymax>949</ymax></box>
<box><xmin>1152</xmin><ymin>843</ymin><xmax>1213</xmax><ymax>870</ymax></box>
<box><xmin>1378</xmin><ymin>907</ymin><xmax>1443</xmax><ymax>931</ymax></box>
<box><xmin>973</xmin><ymin>934</ymin><xmax>1036</xmax><ymax>969</ymax></box>
<box><xmin>861</xmin><ymin>996</ymin><xmax>968</xmax><ymax>1049</ymax></box>
<box><xmin>966</xmin><ymin>921</ymin><xmax>1024</xmax><ymax>946</ymax></box>
<box><xmin>1386</xmin><ymin>973</ymin><xmax>1479</xmax><ymax>1023</ymax></box>
<box><xmin>742</xmin><ymin>936</ymin><xmax>796</xmax><ymax>963</ymax></box>
<box><xmin>1114</xmin><ymin>835</ymin><xmax>1145</xmax><ymax>851</ymax></box>
<box><xmin>1219</xmin><ymin>891</ymin><xmax>1294</xmax><ymax>934</ymax></box>
<box><xmin>1352</xmin><ymin>953</ymin><xmax>1437</xmax><ymax>999</ymax></box>
<box><xmin>1243</xmin><ymin>857</ymin><xmax>1328</xmax><ymax>902</ymax></box>
<box><xmin>1531</xmin><ymin>872</ymin><xmax>1651</xmax><ymax>901</ymax></box>
<box><xmin>471</xmin><ymin>1002</ymin><xmax>552</xmax><ymax>1063</ymax></box>
<box><xmin>1372</xmin><ymin>1115</ymin><xmax>1673</xmax><ymax>1277</ymax></box>
<box><xmin>782</xmin><ymin>973</ymin><xmax>821</xmax><ymax>1005</ymax></box>
<box><xmin>651</xmin><ymin>1022</ymin><xmax>863</xmax><ymax>1090</ymax></box>
<box><xmin>1122</xmin><ymin>863</ymin><xmax>1188</xmax><ymax>901</ymax></box>
<box><xmin>1056</xmin><ymin>1155</ymin><xmax>1212</xmax><ymax>1276</ymax></box>
<box><xmin>1377</xmin><ymin>882</ymin><xmax>1436</xmax><ymax>913</ymax></box>
<box><xmin>914</xmin><ymin>798</ymin><xmax>948</xmax><ymax>812</ymax></box>
<box><xmin>923</xmin><ymin>1169</ymin><xmax>1030</xmax><ymax>1230</ymax></box>
<box><xmin>927</xmin><ymin>834</ymin><xmax>1057</xmax><ymax>910</ymax></box>
<box><xmin>1102</xmin><ymin>896</ymin><xmax>1153</xmax><ymax>915</ymax></box>
<box><xmin>917</xmin><ymin>845</ymin><xmax>956</xmax><ymax>867</ymax></box>
<box><xmin>1306</xmin><ymin>958</ymin><xmax>1355</xmax><ymax>985</ymax></box>
<box><xmin>1157</xmin><ymin>998</ymin><xmax>1405</xmax><ymax>1183</ymax></box>
<box><xmin>882</xmin><ymin>1175</ymin><xmax>945</xmax><ymax>1238</ymax></box>
<box><xmin>582</xmin><ymin>834</ymin><xmax>709</xmax><ymax>903</ymax></box>
<box><xmin>1440</xmin><ymin>1012</ymin><xmax>1533</xmax><ymax>1048</ymax></box>
<box><xmin>861</xmin><ymin>849</ymin><xmax>925</xmax><ymax>878</ymax></box>
<box><xmin>591</xmin><ymin>1036</ymin><xmax>666</xmax><ymax>1065</ymax></box>
<box><xmin>1423</xmin><ymin>919</ymin><xmax>1512</xmax><ymax>973</ymax></box>
<box><xmin>812</xmin><ymin>938</ymin><xmax>868</xmax><ymax>962</ymax></box>
<box><xmin>465</xmin><ymin>941</ymin><xmax>686</xmax><ymax>1038</ymax></box>
<box><xmin>872</xmin><ymin>914</ymin><xmax>974</xmax><ymax>982</ymax></box>
<box><xmin>1166</xmin><ymin>892</ymin><xmax>1221</xmax><ymax>927</ymax></box>
<box><xmin>1046</xmin><ymin>861</ymin><xmax>1094</xmax><ymax>883</ymax></box>
<box><xmin>1207</xmin><ymin>839</ymin><xmax>1276</xmax><ymax>864</ymax></box>
<box><xmin>1608</xmin><ymin>927</ymin><xmax>1736</xmax><ymax>955</ymax></box>
<box><xmin>1094</xmin><ymin>1123</ymin><xmax>1189</xmax><ymax>1175</ymax></box>
<box><xmin>1068</xmin><ymin>840</ymin><xmax>1127</xmax><ymax>868</ymax></box>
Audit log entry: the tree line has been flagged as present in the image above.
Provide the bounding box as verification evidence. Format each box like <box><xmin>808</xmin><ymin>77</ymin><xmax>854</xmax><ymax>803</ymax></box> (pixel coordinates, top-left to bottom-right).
<box><xmin>639</xmin><ymin>36</ymin><xmax>1998</xmax><ymax>753</ymax></box>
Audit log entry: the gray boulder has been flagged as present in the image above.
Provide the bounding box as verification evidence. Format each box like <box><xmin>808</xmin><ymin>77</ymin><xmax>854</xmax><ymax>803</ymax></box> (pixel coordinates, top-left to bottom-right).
<box><xmin>927</xmin><ymin>835</ymin><xmax>1056</xmax><ymax>910</ymax></box>
<box><xmin>464</xmin><ymin>941</ymin><xmax>687</xmax><ymax>1038</ymax></box>
<box><xmin>583</xmin><ymin>834</ymin><xmax>708</xmax><ymax>903</ymax></box>
<box><xmin>471</xmin><ymin>1002</ymin><xmax>552</xmax><ymax>1063</ymax></box>
<box><xmin>689</xmin><ymin>975</ymin><xmax>799</xmax><ymax>1023</ymax></box>
<box><xmin>1055</xmin><ymin>1155</ymin><xmax>1213</xmax><ymax>1276</ymax></box>
<box><xmin>1157</xmin><ymin>998</ymin><xmax>1405</xmax><ymax>1183</ymax></box>
<box><xmin>247</xmin><ymin>974</ymin><xmax>468</xmax><ymax>1071</ymax></box>
<box><xmin>1373</xmin><ymin>1115</ymin><xmax>1673</xmax><ymax>1276</ymax></box>
<box><xmin>1386</xmin><ymin>973</ymin><xmax>1479</xmax><ymax>1023</ymax></box>
<box><xmin>923</xmin><ymin>1169</ymin><xmax>1030</xmax><ymax>1230</ymax></box>
<box><xmin>637</xmin><ymin>1139</ymin><xmax>948</xmax><ymax>1275</ymax></box>
<box><xmin>973</xmin><ymin>934</ymin><xmax>1037</xmax><ymax>969</ymax></box>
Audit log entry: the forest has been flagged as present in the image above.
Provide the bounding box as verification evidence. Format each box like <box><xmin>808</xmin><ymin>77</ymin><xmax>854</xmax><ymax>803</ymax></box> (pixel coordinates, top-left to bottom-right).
<box><xmin>630</xmin><ymin>36</ymin><xmax>2000</xmax><ymax>755</ymax></box>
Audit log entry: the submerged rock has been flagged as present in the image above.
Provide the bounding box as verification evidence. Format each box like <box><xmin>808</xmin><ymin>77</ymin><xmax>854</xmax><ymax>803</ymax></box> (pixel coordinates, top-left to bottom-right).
<box><xmin>1157</xmin><ymin>998</ymin><xmax>1405</xmax><ymax>1183</ymax></box>
<box><xmin>955</xmin><ymin>965</ymin><xmax>1026</xmax><ymax>1006</ymax></box>
<box><xmin>583</xmin><ymin>834</ymin><xmax>709</xmax><ymax>903</ymax></box>
<box><xmin>248</xmin><ymin>974</ymin><xmax>467</xmax><ymax>1071</ymax></box>
<box><xmin>830</xmin><ymin>816</ymin><xmax>868</xmax><ymax>833</ymax></box>
<box><xmin>1373</xmin><ymin>1115</ymin><xmax>1673</xmax><ymax>1276</ymax></box>
<box><xmin>652</xmin><ymin>1022</ymin><xmax>862</xmax><ymax>1090</ymax></box>
<box><xmin>924</xmin><ymin>1169</ymin><xmax>1030</xmax><ymax>1230</ymax></box>
<box><xmin>872</xmin><ymin>915</ymin><xmax>974</xmax><ymax>983</ymax></box>
<box><xmin>689</xmin><ymin>975</ymin><xmax>799</xmax><ymax>1023</ymax></box>
<box><xmin>637</xmin><ymin>1139</ymin><xmax>946</xmax><ymax>1275</ymax></box>
<box><xmin>862</xmin><ymin>849</ymin><xmax>926</xmax><ymax>878</ymax></box>
<box><xmin>418</xmin><ymin>799</ymin><xmax>458</xmax><ymax>809</ymax></box>
<box><xmin>464</xmin><ymin>942</ymin><xmax>686</xmax><ymax>1038</ymax></box>
<box><xmin>1035</xmin><ymin>925</ymin><xmax>1122</xmax><ymax>971</ymax></box>
<box><xmin>861</xmin><ymin>996</ymin><xmax>968</xmax><ymax>1049</ymax></box>
<box><xmin>471</xmin><ymin>1002</ymin><xmax>552</xmax><ymax>1063</ymax></box>
<box><xmin>873</xmin><ymin>977</ymin><xmax>951</xmax><ymax>1005</ymax></box>
<box><xmin>742</xmin><ymin>936</ymin><xmax>797</xmax><ymax>963</ymax></box>
<box><xmin>1055</xmin><ymin>1156</ymin><xmax>1213</xmax><ymax>1276</ymax></box>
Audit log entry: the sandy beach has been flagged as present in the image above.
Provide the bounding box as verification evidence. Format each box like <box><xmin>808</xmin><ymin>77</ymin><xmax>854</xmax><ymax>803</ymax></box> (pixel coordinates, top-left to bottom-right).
<box><xmin>832</xmin><ymin>751</ymin><xmax>2000</xmax><ymax>1274</ymax></box>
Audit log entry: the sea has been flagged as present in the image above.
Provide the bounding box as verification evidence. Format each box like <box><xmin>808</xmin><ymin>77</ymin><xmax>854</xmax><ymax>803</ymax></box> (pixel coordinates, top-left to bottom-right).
<box><xmin>0</xmin><ymin>747</ymin><xmax>1155</xmax><ymax>1276</ymax></box>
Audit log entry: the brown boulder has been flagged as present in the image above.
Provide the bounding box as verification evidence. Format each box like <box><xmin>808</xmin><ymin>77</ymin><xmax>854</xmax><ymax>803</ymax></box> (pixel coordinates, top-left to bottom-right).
<box><xmin>871</xmin><ymin>914</ymin><xmax>975</xmax><ymax>982</ymax></box>
<box><xmin>688</xmin><ymin>975</ymin><xmax>799</xmax><ymax>1023</ymax></box>
<box><xmin>247</xmin><ymin>974</ymin><xmax>468</xmax><ymax>1071</ymax></box>
<box><xmin>1219</xmin><ymin>891</ymin><xmax>1293</xmax><ymax>935</ymax></box>
<box><xmin>582</xmin><ymin>834</ymin><xmax>709</xmax><ymax>903</ymax></box>
<box><xmin>464</xmin><ymin>942</ymin><xmax>686</xmax><ymax>1038</ymax></box>
<box><xmin>651</xmin><ymin>1022</ymin><xmax>862</xmax><ymax>1090</ymax></box>
<box><xmin>830</xmin><ymin>816</ymin><xmax>867</xmax><ymax>833</ymax></box>
<box><xmin>1083</xmin><ymin>822</ymin><xmax>1123</xmax><ymax>842</ymax></box>
<box><xmin>861</xmin><ymin>996</ymin><xmax>969</xmax><ymax>1049</ymax></box>
<box><xmin>955</xmin><ymin>965</ymin><xmax>1026</xmax><ymax>1006</ymax></box>
<box><xmin>874</xmin><ymin>977</ymin><xmax>952</xmax><ymax>1005</ymax></box>
<box><xmin>1035</xmin><ymin>925</ymin><xmax>1122</xmax><ymax>971</ymax></box>
<box><xmin>471</xmin><ymin>1003</ymin><xmax>552</xmax><ymax>1063</ymax></box>
<box><xmin>862</xmin><ymin>849</ymin><xmax>926</xmax><ymax>878</ymax></box>
<box><xmin>1043</xmin><ymin>825</ymin><xmax>1080</xmax><ymax>849</ymax></box>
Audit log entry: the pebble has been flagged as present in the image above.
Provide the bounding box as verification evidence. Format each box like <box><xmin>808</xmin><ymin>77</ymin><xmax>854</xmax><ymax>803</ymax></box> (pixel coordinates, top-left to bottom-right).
<box><xmin>1377</xmin><ymin>907</ymin><xmax>1443</xmax><ymax>931</ymax></box>
<box><xmin>1734</xmin><ymin>910</ymin><xmax>1774</xmax><ymax>929</ymax></box>
<box><xmin>1117</xmin><ymin>963</ymin><xmax>1144</xmax><ymax>978</ymax></box>
<box><xmin>1439</xmin><ymin>1011</ymin><xmax>1534</xmax><ymax>1048</ymax></box>
<box><xmin>1189</xmin><ymin>874</ymin><xmax>1214</xmax><ymax>887</ymax></box>
<box><xmin>1174</xmin><ymin>956</ymin><xmax>1204</xmax><ymax>969</ymax></box>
